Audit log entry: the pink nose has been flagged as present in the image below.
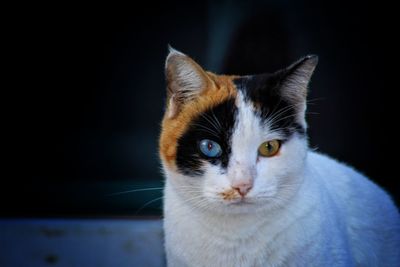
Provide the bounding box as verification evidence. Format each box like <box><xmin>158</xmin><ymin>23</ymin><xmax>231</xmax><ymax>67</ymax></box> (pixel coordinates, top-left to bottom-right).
<box><xmin>232</xmin><ymin>181</ymin><xmax>253</xmax><ymax>197</ymax></box>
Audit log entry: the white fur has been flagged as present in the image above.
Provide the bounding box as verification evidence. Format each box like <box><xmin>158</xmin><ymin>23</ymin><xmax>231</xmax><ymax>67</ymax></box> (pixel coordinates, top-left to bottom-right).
<box><xmin>162</xmin><ymin>95</ymin><xmax>400</xmax><ymax>267</ymax></box>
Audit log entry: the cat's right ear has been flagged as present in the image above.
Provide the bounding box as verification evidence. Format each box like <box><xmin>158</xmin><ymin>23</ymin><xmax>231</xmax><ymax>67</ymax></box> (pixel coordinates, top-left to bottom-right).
<box><xmin>165</xmin><ymin>47</ymin><xmax>211</xmax><ymax>118</ymax></box>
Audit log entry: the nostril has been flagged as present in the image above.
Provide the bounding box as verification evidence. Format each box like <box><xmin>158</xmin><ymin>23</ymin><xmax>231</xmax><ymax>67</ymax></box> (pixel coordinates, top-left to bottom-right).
<box><xmin>232</xmin><ymin>183</ymin><xmax>253</xmax><ymax>197</ymax></box>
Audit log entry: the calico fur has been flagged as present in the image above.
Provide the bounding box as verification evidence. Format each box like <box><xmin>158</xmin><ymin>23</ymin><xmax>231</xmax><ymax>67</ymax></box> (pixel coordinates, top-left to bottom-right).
<box><xmin>159</xmin><ymin>48</ymin><xmax>400</xmax><ymax>267</ymax></box>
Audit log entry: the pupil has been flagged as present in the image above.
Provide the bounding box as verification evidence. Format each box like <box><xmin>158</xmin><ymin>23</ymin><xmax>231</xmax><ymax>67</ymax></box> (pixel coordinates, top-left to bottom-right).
<box><xmin>267</xmin><ymin>143</ymin><xmax>272</xmax><ymax>151</ymax></box>
<box><xmin>207</xmin><ymin>142</ymin><xmax>213</xmax><ymax>150</ymax></box>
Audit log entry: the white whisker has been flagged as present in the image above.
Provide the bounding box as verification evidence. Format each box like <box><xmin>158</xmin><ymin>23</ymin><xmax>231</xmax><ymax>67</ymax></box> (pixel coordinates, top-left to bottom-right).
<box><xmin>199</xmin><ymin>113</ymin><xmax>221</xmax><ymax>133</ymax></box>
<box><xmin>211</xmin><ymin>109</ymin><xmax>222</xmax><ymax>130</ymax></box>
<box><xmin>135</xmin><ymin>196</ymin><xmax>164</xmax><ymax>215</ymax></box>
<box><xmin>107</xmin><ymin>187</ymin><xmax>163</xmax><ymax>196</ymax></box>
<box><xmin>191</xmin><ymin>122</ymin><xmax>220</xmax><ymax>138</ymax></box>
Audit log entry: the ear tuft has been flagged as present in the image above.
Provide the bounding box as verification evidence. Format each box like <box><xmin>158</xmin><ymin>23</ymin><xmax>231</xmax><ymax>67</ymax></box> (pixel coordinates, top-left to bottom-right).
<box><xmin>167</xmin><ymin>44</ymin><xmax>183</xmax><ymax>55</ymax></box>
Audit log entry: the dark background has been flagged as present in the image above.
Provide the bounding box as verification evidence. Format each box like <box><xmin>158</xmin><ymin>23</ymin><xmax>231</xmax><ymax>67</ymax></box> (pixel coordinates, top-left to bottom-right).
<box><xmin>4</xmin><ymin>1</ymin><xmax>398</xmax><ymax>217</ymax></box>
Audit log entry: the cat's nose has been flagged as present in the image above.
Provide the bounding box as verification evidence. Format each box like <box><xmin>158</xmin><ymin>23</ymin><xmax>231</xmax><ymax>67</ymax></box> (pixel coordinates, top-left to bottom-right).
<box><xmin>232</xmin><ymin>180</ymin><xmax>253</xmax><ymax>197</ymax></box>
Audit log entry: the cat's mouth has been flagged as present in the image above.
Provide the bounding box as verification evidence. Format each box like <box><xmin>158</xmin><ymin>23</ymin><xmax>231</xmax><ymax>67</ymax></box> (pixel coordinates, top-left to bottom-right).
<box><xmin>222</xmin><ymin>195</ymin><xmax>255</xmax><ymax>206</ymax></box>
<box><xmin>218</xmin><ymin>188</ymin><xmax>257</xmax><ymax>206</ymax></box>
<box><xmin>220</xmin><ymin>188</ymin><xmax>241</xmax><ymax>201</ymax></box>
<box><xmin>219</xmin><ymin>188</ymin><xmax>255</xmax><ymax>205</ymax></box>
<box><xmin>228</xmin><ymin>200</ymin><xmax>253</xmax><ymax>206</ymax></box>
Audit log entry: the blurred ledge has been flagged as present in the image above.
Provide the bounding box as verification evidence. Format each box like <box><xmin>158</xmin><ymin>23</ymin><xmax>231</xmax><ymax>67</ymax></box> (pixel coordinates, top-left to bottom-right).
<box><xmin>0</xmin><ymin>179</ymin><xmax>164</xmax><ymax>217</ymax></box>
<box><xmin>0</xmin><ymin>218</ymin><xmax>165</xmax><ymax>267</ymax></box>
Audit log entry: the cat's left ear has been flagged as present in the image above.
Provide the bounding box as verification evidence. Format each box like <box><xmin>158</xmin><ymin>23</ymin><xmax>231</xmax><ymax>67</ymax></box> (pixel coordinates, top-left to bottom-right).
<box><xmin>279</xmin><ymin>55</ymin><xmax>318</xmax><ymax>103</ymax></box>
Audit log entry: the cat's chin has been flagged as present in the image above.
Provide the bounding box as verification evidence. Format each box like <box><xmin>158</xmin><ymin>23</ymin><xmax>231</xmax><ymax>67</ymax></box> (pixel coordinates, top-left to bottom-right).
<box><xmin>228</xmin><ymin>200</ymin><xmax>253</xmax><ymax>206</ymax></box>
<box><xmin>201</xmin><ymin>198</ymin><xmax>271</xmax><ymax>215</ymax></box>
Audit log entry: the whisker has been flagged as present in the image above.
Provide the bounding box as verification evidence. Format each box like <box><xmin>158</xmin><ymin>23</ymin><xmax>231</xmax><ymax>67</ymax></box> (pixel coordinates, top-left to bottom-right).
<box><xmin>191</xmin><ymin>198</ymin><xmax>212</xmax><ymax>211</ymax></box>
<box><xmin>191</xmin><ymin>123</ymin><xmax>221</xmax><ymax>138</ymax></box>
<box><xmin>264</xmin><ymin>105</ymin><xmax>297</xmax><ymax>128</ymax></box>
<box><xmin>266</xmin><ymin>98</ymin><xmax>284</xmax><ymax>121</ymax></box>
<box><xmin>306</xmin><ymin>112</ymin><xmax>320</xmax><ymax>115</ymax></box>
<box><xmin>269</xmin><ymin>113</ymin><xmax>298</xmax><ymax>126</ymax></box>
<box><xmin>107</xmin><ymin>187</ymin><xmax>163</xmax><ymax>196</ymax></box>
<box><xmin>257</xmin><ymin>97</ymin><xmax>322</xmax><ymax>129</ymax></box>
<box><xmin>185</xmin><ymin>194</ymin><xmax>206</xmax><ymax>202</ymax></box>
<box><xmin>199</xmin><ymin>113</ymin><xmax>221</xmax><ymax>133</ymax></box>
<box><xmin>211</xmin><ymin>109</ymin><xmax>222</xmax><ymax>130</ymax></box>
<box><xmin>173</xmin><ymin>185</ymin><xmax>199</xmax><ymax>191</ymax></box>
<box><xmin>267</xmin><ymin>102</ymin><xmax>302</xmax><ymax>122</ymax></box>
<box><xmin>306</xmin><ymin>97</ymin><xmax>325</xmax><ymax>104</ymax></box>
<box><xmin>135</xmin><ymin>196</ymin><xmax>164</xmax><ymax>215</ymax></box>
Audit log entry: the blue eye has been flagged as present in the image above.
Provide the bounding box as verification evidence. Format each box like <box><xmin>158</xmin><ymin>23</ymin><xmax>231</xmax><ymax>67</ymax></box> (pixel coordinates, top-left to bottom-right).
<box><xmin>199</xmin><ymin>139</ymin><xmax>222</xmax><ymax>158</ymax></box>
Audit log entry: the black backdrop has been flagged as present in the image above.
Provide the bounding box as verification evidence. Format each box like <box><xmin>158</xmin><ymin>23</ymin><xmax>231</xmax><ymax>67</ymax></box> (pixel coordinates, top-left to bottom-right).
<box><xmin>4</xmin><ymin>1</ymin><xmax>399</xmax><ymax>216</ymax></box>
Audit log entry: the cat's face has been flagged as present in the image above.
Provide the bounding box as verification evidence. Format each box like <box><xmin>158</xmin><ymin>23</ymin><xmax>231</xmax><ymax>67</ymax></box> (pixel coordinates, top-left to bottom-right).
<box><xmin>160</xmin><ymin>48</ymin><xmax>317</xmax><ymax>214</ymax></box>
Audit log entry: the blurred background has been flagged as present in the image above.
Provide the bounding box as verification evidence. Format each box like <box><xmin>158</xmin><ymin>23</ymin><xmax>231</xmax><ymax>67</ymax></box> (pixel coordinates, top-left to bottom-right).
<box><xmin>1</xmin><ymin>0</ymin><xmax>398</xmax><ymax>265</ymax></box>
<box><xmin>3</xmin><ymin>0</ymin><xmax>399</xmax><ymax>216</ymax></box>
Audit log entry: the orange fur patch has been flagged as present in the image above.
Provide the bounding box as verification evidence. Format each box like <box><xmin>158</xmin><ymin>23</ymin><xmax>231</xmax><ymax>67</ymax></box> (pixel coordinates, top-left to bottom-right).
<box><xmin>159</xmin><ymin>73</ymin><xmax>238</xmax><ymax>170</ymax></box>
<box><xmin>220</xmin><ymin>188</ymin><xmax>240</xmax><ymax>201</ymax></box>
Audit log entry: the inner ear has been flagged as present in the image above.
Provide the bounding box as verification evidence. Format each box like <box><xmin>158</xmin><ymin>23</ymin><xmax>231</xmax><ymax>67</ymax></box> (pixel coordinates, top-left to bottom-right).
<box><xmin>165</xmin><ymin>48</ymin><xmax>212</xmax><ymax>118</ymax></box>
<box><xmin>279</xmin><ymin>55</ymin><xmax>318</xmax><ymax>104</ymax></box>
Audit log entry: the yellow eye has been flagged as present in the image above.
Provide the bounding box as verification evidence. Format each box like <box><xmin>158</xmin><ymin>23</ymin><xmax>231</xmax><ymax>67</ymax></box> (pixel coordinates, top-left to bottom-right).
<box><xmin>258</xmin><ymin>140</ymin><xmax>281</xmax><ymax>157</ymax></box>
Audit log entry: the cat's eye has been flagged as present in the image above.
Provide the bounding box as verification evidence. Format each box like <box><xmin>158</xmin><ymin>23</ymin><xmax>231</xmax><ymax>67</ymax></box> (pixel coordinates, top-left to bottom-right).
<box><xmin>199</xmin><ymin>139</ymin><xmax>222</xmax><ymax>158</ymax></box>
<box><xmin>258</xmin><ymin>140</ymin><xmax>281</xmax><ymax>157</ymax></box>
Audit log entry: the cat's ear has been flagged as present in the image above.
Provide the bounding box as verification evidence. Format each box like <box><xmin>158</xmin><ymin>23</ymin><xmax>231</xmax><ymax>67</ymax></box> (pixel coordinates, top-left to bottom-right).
<box><xmin>279</xmin><ymin>55</ymin><xmax>318</xmax><ymax>103</ymax></box>
<box><xmin>165</xmin><ymin>47</ymin><xmax>212</xmax><ymax>118</ymax></box>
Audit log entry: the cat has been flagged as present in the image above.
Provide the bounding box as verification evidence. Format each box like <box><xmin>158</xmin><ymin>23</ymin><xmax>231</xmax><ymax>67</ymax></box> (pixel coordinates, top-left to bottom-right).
<box><xmin>159</xmin><ymin>47</ymin><xmax>400</xmax><ymax>267</ymax></box>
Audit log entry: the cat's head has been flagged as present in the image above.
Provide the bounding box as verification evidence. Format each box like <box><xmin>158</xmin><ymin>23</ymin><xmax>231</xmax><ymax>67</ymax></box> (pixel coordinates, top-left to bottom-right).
<box><xmin>159</xmin><ymin>48</ymin><xmax>317</xmax><ymax>214</ymax></box>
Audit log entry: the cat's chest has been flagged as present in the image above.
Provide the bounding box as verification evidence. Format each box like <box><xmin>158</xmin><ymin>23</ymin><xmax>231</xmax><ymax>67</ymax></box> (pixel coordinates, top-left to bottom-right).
<box><xmin>164</xmin><ymin>197</ymin><xmax>331</xmax><ymax>267</ymax></box>
<box><xmin>177</xmin><ymin>232</ymin><xmax>313</xmax><ymax>267</ymax></box>
<box><xmin>165</xmin><ymin>215</ymin><xmax>303</xmax><ymax>267</ymax></box>
<box><xmin>182</xmin><ymin>233</ymin><xmax>269</xmax><ymax>267</ymax></box>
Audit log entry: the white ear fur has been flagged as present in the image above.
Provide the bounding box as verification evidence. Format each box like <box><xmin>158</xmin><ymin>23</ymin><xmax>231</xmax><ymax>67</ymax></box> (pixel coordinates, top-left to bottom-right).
<box><xmin>165</xmin><ymin>47</ymin><xmax>210</xmax><ymax>118</ymax></box>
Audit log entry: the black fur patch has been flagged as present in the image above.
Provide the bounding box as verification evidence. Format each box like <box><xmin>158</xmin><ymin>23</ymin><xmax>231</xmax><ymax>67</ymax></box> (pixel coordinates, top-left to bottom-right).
<box><xmin>234</xmin><ymin>73</ymin><xmax>306</xmax><ymax>140</ymax></box>
<box><xmin>176</xmin><ymin>98</ymin><xmax>237</xmax><ymax>176</ymax></box>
